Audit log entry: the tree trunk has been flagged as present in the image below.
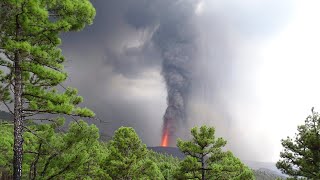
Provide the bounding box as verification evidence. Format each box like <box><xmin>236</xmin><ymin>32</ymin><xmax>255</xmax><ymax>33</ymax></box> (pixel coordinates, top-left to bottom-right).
<box><xmin>12</xmin><ymin>10</ymin><xmax>23</xmax><ymax>180</ymax></box>
<box><xmin>13</xmin><ymin>54</ymin><xmax>23</xmax><ymax>180</ymax></box>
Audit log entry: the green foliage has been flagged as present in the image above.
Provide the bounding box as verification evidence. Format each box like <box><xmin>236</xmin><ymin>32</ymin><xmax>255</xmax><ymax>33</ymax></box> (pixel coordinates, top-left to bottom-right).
<box><xmin>147</xmin><ymin>150</ymin><xmax>180</xmax><ymax>180</ymax></box>
<box><xmin>0</xmin><ymin>0</ymin><xmax>96</xmax><ymax>117</ymax></box>
<box><xmin>277</xmin><ymin>108</ymin><xmax>320</xmax><ymax>179</ymax></box>
<box><xmin>0</xmin><ymin>1</ymin><xmax>95</xmax><ymax>177</ymax></box>
<box><xmin>1</xmin><ymin>122</ymin><xmax>181</xmax><ymax>179</ymax></box>
<box><xmin>0</xmin><ymin>121</ymin><xmax>260</xmax><ymax>179</ymax></box>
<box><xmin>175</xmin><ymin>126</ymin><xmax>254</xmax><ymax>180</ymax></box>
<box><xmin>104</xmin><ymin>127</ymin><xmax>163</xmax><ymax>179</ymax></box>
<box><xmin>0</xmin><ymin>123</ymin><xmax>14</xmax><ymax>174</ymax></box>
<box><xmin>208</xmin><ymin>151</ymin><xmax>254</xmax><ymax>180</ymax></box>
<box><xmin>0</xmin><ymin>120</ymin><xmax>109</xmax><ymax>179</ymax></box>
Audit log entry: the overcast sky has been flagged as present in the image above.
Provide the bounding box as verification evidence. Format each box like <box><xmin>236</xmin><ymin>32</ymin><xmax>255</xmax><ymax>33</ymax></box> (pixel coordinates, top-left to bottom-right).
<box><xmin>248</xmin><ymin>0</ymin><xmax>320</xmax><ymax>161</ymax></box>
<box><xmin>14</xmin><ymin>0</ymin><xmax>319</xmax><ymax>162</ymax></box>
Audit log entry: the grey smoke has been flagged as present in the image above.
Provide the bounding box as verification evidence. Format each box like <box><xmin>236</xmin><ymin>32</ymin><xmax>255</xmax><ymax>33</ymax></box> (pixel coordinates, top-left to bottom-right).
<box><xmin>123</xmin><ymin>0</ymin><xmax>212</xmax><ymax>145</ymax></box>
<box><xmin>153</xmin><ymin>2</ymin><xmax>197</xmax><ymax>145</ymax></box>
<box><xmin>60</xmin><ymin>0</ymin><xmax>234</xmax><ymax>148</ymax></box>
<box><xmin>56</xmin><ymin>0</ymin><xmax>292</xmax><ymax>161</ymax></box>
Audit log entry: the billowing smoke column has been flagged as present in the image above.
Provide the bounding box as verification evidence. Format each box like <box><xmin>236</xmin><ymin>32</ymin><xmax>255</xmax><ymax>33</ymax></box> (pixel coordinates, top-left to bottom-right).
<box><xmin>152</xmin><ymin>2</ymin><xmax>197</xmax><ymax>146</ymax></box>
<box><xmin>125</xmin><ymin>0</ymin><xmax>198</xmax><ymax>146</ymax></box>
<box><xmin>154</xmin><ymin>25</ymin><xmax>195</xmax><ymax>146</ymax></box>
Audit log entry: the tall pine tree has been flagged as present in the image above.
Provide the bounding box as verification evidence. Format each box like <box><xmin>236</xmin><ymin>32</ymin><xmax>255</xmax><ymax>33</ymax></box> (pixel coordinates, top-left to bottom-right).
<box><xmin>0</xmin><ymin>0</ymin><xmax>95</xmax><ymax>179</ymax></box>
<box><xmin>277</xmin><ymin>108</ymin><xmax>320</xmax><ymax>179</ymax></box>
<box><xmin>104</xmin><ymin>127</ymin><xmax>164</xmax><ymax>179</ymax></box>
<box><xmin>175</xmin><ymin>126</ymin><xmax>254</xmax><ymax>180</ymax></box>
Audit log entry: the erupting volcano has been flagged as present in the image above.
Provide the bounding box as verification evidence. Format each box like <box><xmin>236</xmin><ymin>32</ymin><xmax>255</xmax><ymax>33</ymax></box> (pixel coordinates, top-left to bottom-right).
<box><xmin>161</xmin><ymin>115</ymin><xmax>181</xmax><ymax>147</ymax></box>
<box><xmin>161</xmin><ymin>129</ymin><xmax>169</xmax><ymax>147</ymax></box>
<box><xmin>153</xmin><ymin>1</ymin><xmax>196</xmax><ymax>147</ymax></box>
<box><xmin>123</xmin><ymin>0</ymin><xmax>197</xmax><ymax>147</ymax></box>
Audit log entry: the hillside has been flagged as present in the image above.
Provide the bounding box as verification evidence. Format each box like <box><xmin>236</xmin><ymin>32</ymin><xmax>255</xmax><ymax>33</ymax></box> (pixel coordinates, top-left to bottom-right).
<box><xmin>148</xmin><ymin>146</ymin><xmax>185</xmax><ymax>159</ymax></box>
<box><xmin>254</xmin><ymin>168</ymin><xmax>286</xmax><ymax>180</ymax></box>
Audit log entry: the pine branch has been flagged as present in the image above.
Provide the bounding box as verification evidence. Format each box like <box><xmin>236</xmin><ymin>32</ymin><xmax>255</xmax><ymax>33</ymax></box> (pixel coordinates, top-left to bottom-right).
<box><xmin>46</xmin><ymin>156</ymin><xmax>79</xmax><ymax>180</ymax></box>
<box><xmin>29</xmin><ymin>142</ymin><xmax>42</xmax><ymax>180</ymax></box>
<box><xmin>23</xmin><ymin>125</ymin><xmax>60</xmax><ymax>154</ymax></box>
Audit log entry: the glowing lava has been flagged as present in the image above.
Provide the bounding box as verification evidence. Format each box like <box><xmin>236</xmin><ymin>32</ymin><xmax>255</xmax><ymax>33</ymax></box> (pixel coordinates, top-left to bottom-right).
<box><xmin>161</xmin><ymin>130</ymin><xmax>169</xmax><ymax>147</ymax></box>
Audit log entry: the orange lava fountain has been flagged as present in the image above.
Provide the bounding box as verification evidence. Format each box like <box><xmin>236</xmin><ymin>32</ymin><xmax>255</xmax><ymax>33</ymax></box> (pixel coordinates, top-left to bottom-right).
<box><xmin>161</xmin><ymin>130</ymin><xmax>169</xmax><ymax>147</ymax></box>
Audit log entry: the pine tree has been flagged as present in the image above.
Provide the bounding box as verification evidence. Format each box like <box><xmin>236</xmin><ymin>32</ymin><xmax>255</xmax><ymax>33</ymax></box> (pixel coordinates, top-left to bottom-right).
<box><xmin>0</xmin><ymin>1</ymin><xmax>96</xmax><ymax>179</ymax></box>
<box><xmin>175</xmin><ymin>126</ymin><xmax>254</xmax><ymax>180</ymax></box>
<box><xmin>277</xmin><ymin>108</ymin><xmax>320</xmax><ymax>179</ymax></box>
<box><xmin>104</xmin><ymin>127</ymin><xmax>163</xmax><ymax>179</ymax></box>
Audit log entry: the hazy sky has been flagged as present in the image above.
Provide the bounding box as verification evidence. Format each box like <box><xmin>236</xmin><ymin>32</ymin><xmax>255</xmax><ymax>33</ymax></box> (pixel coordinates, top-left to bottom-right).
<box><xmin>248</xmin><ymin>0</ymin><xmax>320</xmax><ymax>161</ymax></box>
<box><xmin>206</xmin><ymin>0</ymin><xmax>320</xmax><ymax>161</ymax></box>
<box><xmin>62</xmin><ymin>0</ymin><xmax>320</xmax><ymax>162</ymax></box>
<box><xmin>2</xmin><ymin>0</ymin><xmax>319</xmax><ymax>162</ymax></box>
<box><xmin>209</xmin><ymin>0</ymin><xmax>320</xmax><ymax>162</ymax></box>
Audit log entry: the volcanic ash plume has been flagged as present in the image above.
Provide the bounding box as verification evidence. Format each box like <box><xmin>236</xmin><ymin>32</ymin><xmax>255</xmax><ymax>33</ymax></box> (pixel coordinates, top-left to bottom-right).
<box><xmin>124</xmin><ymin>0</ymin><xmax>198</xmax><ymax>146</ymax></box>
<box><xmin>152</xmin><ymin>2</ymin><xmax>197</xmax><ymax>146</ymax></box>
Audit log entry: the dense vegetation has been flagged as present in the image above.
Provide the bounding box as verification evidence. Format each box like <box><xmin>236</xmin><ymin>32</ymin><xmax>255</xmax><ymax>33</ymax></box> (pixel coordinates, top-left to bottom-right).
<box><xmin>0</xmin><ymin>117</ymin><xmax>254</xmax><ymax>179</ymax></box>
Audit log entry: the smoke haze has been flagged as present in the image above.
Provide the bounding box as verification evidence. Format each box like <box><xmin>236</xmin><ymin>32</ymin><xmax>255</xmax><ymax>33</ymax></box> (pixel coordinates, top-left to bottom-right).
<box><xmin>47</xmin><ymin>0</ymin><xmax>320</xmax><ymax>162</ymax></box>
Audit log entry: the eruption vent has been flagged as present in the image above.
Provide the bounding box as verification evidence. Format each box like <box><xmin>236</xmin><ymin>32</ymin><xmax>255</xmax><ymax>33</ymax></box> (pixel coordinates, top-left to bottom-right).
<box><xmin>161</xmin><ymin>128</ymin><xmax>169</xmax><ymax>147</ymax></box>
